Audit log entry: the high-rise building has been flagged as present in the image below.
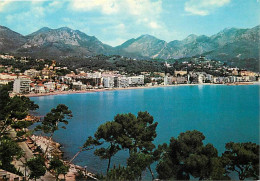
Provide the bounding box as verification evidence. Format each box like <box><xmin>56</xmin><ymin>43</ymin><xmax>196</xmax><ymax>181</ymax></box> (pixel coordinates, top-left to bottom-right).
<box><xmin>13</xmin><ymin>78</ymin><xmax>31</xmax><ymax>94</ymax></box>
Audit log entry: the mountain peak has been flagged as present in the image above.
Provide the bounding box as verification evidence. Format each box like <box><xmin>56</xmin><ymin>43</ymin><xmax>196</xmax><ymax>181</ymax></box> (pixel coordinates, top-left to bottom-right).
<box><xmin>27</xmin><ymin>27</ymin><xmax>51</xmax><ymax>36</ymax></box>
<box><xmin>39</xmin><ymin>27</ymin><xmax>51</xmax><ymax>31</ymax></box>
<box><xmin>183</xmin><ymin>34</ymin><xmax>198</xmax><ymax>43</ymax></box>
<box><xmin>222</xmin><ymin>27</ymin><xmax>238</xmax><ymax>32</ymax></box>
<box><xmin>187</xmin><ymin>34</ymin><xmax>198</xmax><ymax>38</ymax></box>
<box><xmin>0</xmin><ymin>25</ymin><xmax>8</xmax><ymax>30</ymax></box>
<box><xmin>138</xmin><ymin>34</ymin><xmax>158</xmax><ymax>40</ymax></box>
<box><xmin>57</xmin><ymin>27</ymin><xmax>73</xmax><ymax>31</ymax></box>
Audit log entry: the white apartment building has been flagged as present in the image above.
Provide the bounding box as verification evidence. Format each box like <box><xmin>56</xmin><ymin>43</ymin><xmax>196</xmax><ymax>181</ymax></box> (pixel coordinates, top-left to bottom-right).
<box><xmin>24</xmin><ymin>69</ymin><xmax>40</xmax><ymax>78</ymax></box>
<box><xmin>87</xmin><ymin>72</ymin><xmax>102</xmax><ymax>78</ymax></box>
<box><xmin>128</xmin><ymin>75</ymin><xmax>144</xmax><ymax>86</ymax></box>
<box><xmin>72</xmin><ymin>81</ymin><xmax>87</xmax><ymax>90</ymax></box>
<box><xmin>44</xmin><ymin>82</ymin><xmax>56</xmax><ymax>91</ymax></box>
<box><xmin>198</xmin><ymin>74</ymin><xmax>205</xmax><ymax>84</ymax></box>
<box><xmin>114</xmin><ymin>76</ymin><xmax>129</xmax><ymax>88</ymax></box>
<box><xmin>164</xmin><ymin>76</ymin><xmax>173</xmax><ymax>85</ymax></box>
<box><xmin>103</xmin><ymin>77</ymin><xmax>114</xmax><ymax>88</ymax></box>
<box><xmin>35</xmin><ymin>84</ymin><xmax>45</xmax><ymax>93</ymax></box>
<box><xmin>13</xmin><ymin>78</ymin><xmax>31</xmax><ymax>94</ymax></box>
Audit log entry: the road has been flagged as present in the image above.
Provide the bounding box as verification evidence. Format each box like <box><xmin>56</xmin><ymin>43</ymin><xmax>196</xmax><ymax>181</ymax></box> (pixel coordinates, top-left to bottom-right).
<box><xmin>9</xmin><ymin>129</ymin><xmax>56</xmax><ymax>181</ymax></box>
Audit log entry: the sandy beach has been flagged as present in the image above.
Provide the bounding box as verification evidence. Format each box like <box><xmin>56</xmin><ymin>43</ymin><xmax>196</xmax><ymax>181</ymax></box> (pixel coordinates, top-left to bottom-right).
<box><xmin>24</xmin><ymin>82</ymin><xmax>257</xmax><ymax>98</ymax></box>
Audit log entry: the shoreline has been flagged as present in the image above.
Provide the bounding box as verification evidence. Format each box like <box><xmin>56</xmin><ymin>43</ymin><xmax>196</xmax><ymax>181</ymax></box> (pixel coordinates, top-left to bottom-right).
<box><xmin>28</xmin><ymin>134</ymin><xmax>96</xmax><ymax>180</ymax></box>
<box><xmin>24</xmin><ymin>82</ymin><xmax>259</xmax><ymax>98</ymax></box>
<box><xmin>23</xmin><ymin>81</ymin><xmax>259</xmax><ymax>179</ymax></box>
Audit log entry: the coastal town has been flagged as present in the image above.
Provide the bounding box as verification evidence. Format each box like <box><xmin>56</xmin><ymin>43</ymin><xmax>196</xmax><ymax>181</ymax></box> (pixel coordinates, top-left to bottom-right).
<box><xmin>0</xmin><ymin>52</ymin><xmax>259</xmax><ymax>180</ymax></box>
<box><xmin>1</xmin><ymin>53</ymin><xmax>258</xmax><ymax>180</ymax></box>
<box><xmin>0</xmin><ymin>0</ymin><xmax>259</xmax><ymax>180</ymax></box>
<box><xmin>0</xmin><ymin>54</ymin><xmax>258</xmax><ymax>97</ymax></box>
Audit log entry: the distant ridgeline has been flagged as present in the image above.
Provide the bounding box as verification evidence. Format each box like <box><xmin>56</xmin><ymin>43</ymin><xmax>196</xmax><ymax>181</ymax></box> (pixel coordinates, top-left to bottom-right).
<box><xmin>0</xmin><ymin>54</ymin><xmax>259</xmax><ymax>75</ymax></box>
<box><xmin>0</xmin><ymin>25</ymin><xmax>259</xmax><ymax>72</ymax></box>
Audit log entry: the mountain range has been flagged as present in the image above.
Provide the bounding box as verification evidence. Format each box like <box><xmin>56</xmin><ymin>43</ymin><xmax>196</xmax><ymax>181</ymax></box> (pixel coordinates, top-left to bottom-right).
<box><xmin>0</xmin><ymin>25</ymin><xmax>259</xmax><ymax>63</ymax></box>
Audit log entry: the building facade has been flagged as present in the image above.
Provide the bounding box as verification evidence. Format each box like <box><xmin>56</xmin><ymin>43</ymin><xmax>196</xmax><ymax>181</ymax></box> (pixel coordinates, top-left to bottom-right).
<box><xmin>13</xmin><ymin>78</ymin><xmax>31</xmax><ymax>94</ymax></box>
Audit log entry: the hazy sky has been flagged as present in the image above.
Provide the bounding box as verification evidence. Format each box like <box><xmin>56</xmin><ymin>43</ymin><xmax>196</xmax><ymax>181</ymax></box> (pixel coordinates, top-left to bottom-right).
<box><xmin>0</xmin><ymin>0</ymin><xmax>259</xmax><ymax>46</ymax></box>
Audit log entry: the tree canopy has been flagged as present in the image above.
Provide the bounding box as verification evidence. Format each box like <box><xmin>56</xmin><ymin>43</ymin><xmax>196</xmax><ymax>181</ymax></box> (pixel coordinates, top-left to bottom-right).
<box><xmin>222</xmin><ymin>142</ymin><xmax>259</xmax><ymax>180</ymax></box>
<box><xmin>35</xmin><ymin>104</ymin><xmax>72</xmax><ymax>157</ymax></box>
<box><xmin>80</xmin><ymin>111</ymin><xmax>159</xmax><ymax>179</ymax></box>
<box><xmin>50</xmin><ymin>156</ymin><xmax>69</xmax><ymax>180</ymax></box>
<box><xmin>0</xmin><ymin>137</ymin><xmax>23</xmax><ymax>174</ymax></box>
<box><xmin>156</xmin><ymin>130</ymin><xmax>230</xmax><ymax>180</ymax></box>
<box><xmin>26</xmin><ymin>156</ymin><xmax>46</xmax><ymax>180</ymax></box>
<box><xmin>0</xmin><ymin>85</ymin><xmax>38</xmax><ymax>137</ymax></box>
<box><xmin>36</xmin><ymin>104</ymin><xmax>72</xmax><ymax>134</ymax></box>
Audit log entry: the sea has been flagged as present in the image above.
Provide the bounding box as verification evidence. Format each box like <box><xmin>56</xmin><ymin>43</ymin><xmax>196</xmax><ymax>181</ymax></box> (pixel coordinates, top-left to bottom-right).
<box><xmin>30</xmin><ymin>84</ymin><xmax>259</xmax><ymax>176</ymax></box>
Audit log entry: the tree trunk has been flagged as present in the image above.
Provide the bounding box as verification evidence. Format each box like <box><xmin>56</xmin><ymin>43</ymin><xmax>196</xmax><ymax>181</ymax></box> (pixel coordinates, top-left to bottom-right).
<box><xmin>148</xmin><ymin>165</ymin><xmax>154</xmax><ymax>180</ymax></box>
<box><xmin>68</xmin><ymin>149</ymin><xmax>83</xmax><ymax>164</ymax></box>
<box><xmin>44</xmin><ymin>132</ymin><xmax>54</xmax><ymax>158</ymax></box>
<box><xmin>107</xmin><ymin>156</ymin><xmax>111</xmax><ymax>174</ymax></box>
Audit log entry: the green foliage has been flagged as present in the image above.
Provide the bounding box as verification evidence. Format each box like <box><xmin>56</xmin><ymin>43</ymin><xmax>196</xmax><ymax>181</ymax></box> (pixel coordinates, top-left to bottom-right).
<box><xmin>90</xmin><ymin>111</ymin><xmax>158</xmax><ymax>177</ymax></box>
<box><xmin>36</xmin><ymin>104</ymin><xmax>72</xmax><ymax>134</ymax></box>
<box><xmin>126</xmin><ymin>152</ymin><xmax>153</xmax><ymax>180</ymax></box>
<box><xmin>57</xmin><ymin>55</ymin><xmax>166</xmax><ymax>74</ymax></box>
<box><xmin>35</xmin><ymin>104</ymin><xmax>72</xmax><ymax>158</ymax></box>
<box><xmin>144</xmin><ymin>77</ymin><xmax>151</xmax><ymax>84</ymax></box>
<box><xmin>0</xmin><ymin>85</ymin><xmax>11</xmax><ymax>118</ymax></box>
<box><xmin>56</xmin><ymin>69</ymin><xmax>71</xmax><ymax>76</ymax></box>
<box><xmin>26</xmin><ymin>155</ymin><xmax>46</xmax><ymax>180</ymax></box>
<box><xmin>0</xmin><ymin>85</ymin><xmax>39</xmax><ymax>175</ymax></box>
<box><xmin>0</xmin><ymin>85</ymin><xmax>38</xmax><ymax>137</ymax></box>
<box><xmin>156</xmin><ymin>130</ymin><xmax>229</xmax><ymax>180</ymax></box>
<box><xmin>82</xmin><ymin>136</ymin><xmax>101</xmax><ymax>149</ymax></box>
<box><xmin>79</xmin><ymin>111</ymin><xmax>259</xmax><ymax>180</ymax></box>
<box><xmin>113</xmin><ymin>111</ymin><xmax>158</xmax><ymax>153</ymax></box>
<box><xmin>222</xmin><ymin>142</ymin><xmax>259</xmax><ymax>180</ymax></box>
<box><xmin>94</xmin><ymin>121</ymin><xmax>121</xmax><ymax>173</ymax></box>
<box><xmin>0</xmin><ymin>57</ymin><xmax>53</xmax><ymax>73</ymax></box>
<box><xmin>16</xmin><ymin>130</ymin><xmax>26</xmax><ymax>138</ymax></box>
<box><xmin>224</xmin><ymin>57</ymin><xmax>259</xmax><ymax>72</ymax></box>
<box><xmin>0</xmin><ymin>137</ymin><xmax>23</xmax><ymax>174</ymax></box>
<box><xmin>50</xmin><ymin>157</ymin><xmax>69</xmax><ymax>180</ymax></box>
<box><xmin>106</xmin><ymin>165</ymin><xmax>136</xmax><ymax>181</ymax></box>
<box><xmin>11</xmin><ymin>121</ymin><xmax>33</xmax><ymax>130</ymax></box>
<box><xmin>0</xmin><ymin>85</ymin><xmax>11</xmax><ymax>130</ymax></box>
<box><xmin>106</xmin><ymin>150</ymin><xmax>160</xmax><ymax>180</ymax></box>
<box><xmin>156</xmin><ymin>79</ymin><xmax>164</xmax><ymax>85</ymax></box>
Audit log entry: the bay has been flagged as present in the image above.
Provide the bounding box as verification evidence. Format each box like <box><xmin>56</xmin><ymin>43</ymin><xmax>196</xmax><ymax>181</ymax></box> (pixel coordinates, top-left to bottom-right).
<box><xmin>31</xmin><ymin>85</ymin><xmax>259</xmax><ymax>175</ymax></box>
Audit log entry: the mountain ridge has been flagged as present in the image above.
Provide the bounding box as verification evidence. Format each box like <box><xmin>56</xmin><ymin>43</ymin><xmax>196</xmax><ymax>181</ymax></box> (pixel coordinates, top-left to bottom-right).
<box><xmin>0</xmin><ymin>25</ymin><xmax>259</xmax><ymax>64</ymax></box>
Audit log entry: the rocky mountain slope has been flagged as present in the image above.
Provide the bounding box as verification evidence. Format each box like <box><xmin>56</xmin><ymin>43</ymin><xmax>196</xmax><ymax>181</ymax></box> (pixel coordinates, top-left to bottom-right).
<box><xmin>0</xmin><ymin>25</ymin><xmax>259</xmax><ymax>64</ymax></box>
<box><xmin>116</xmin><ymin>26</ymin><xmax>259</xmax><ymax>61</ymax></box>
<box><xmin>0</xmin><ymin>26</ymin><xmax>113</xmax><ymax>59</ymax></box>
<box><xmin>0</xmin><ymin>26</ymin><xmax>27</xmax><ymax>52</ymax></box>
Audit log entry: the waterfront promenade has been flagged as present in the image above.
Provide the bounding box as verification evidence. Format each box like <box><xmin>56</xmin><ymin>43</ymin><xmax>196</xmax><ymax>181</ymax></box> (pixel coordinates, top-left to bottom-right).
<box><xmin>24</xmin><ymin>82</ymin><xmax>256</xmax><ymax>98</ymax></box>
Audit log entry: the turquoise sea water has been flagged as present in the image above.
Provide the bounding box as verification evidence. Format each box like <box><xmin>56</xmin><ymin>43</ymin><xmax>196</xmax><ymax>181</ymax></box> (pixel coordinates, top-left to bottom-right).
<box><xmin>31</xmin><ymin>85</ymin><xmax>259</xmax><ymax>175</ymax></box>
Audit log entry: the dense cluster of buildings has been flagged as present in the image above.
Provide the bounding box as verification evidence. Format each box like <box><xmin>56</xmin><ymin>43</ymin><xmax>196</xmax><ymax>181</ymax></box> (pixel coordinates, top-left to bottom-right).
<box><xmin>0</xmin><ymin>63</ymin><xmax>146</xmax><ymax>94</ymax></box>
<box><xmin>7</xmin><ymin>73</ymin><xmax>145</xmax><ymax>94</ymax></box>
<box><xmin>164</xmin><ymin>69</ymin><xmax>258</xmax><ymax>85</ymax></box>
<box><xmin>0</xmin><ymin>54</ymin><xmax>258</xmax><ymax>95</ymax></box>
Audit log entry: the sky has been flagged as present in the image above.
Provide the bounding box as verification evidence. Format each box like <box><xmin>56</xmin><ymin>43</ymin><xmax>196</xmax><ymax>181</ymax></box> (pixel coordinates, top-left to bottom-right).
<box><xmin>0</xmin><ymin>0</ymin><xmax>259</xmax><ymax>46</ymax></box>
